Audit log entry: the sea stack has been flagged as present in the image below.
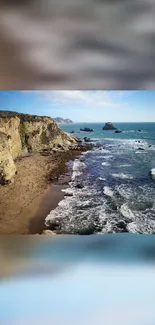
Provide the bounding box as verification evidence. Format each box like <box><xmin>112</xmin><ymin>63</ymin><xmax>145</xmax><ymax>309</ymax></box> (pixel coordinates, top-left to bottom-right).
<box><xmin>102</xmin><ymin>122</ymin><xmax>117</xmax><ymax>130</ymax></box>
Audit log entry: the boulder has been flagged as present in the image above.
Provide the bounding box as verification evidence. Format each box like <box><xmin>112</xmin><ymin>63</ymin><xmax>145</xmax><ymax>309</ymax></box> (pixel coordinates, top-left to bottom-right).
<box><xmin>42</xmin><ymin>230</ymin><xmax>57</xmax><ymax>235</ymax></box>
<box><xmin>64</xmin><ymin>192</ymin><xmax>73</xmax><ymax>197</ymax></box>
<box><xmin>116</xmin><ymin>221</ymin><xmax>128</xmax><ymax>232</ymax></box>
<box><xmin>76</xmin><ymin>183</ymin><xmax>84</xmax><ymax>189</ymax></box>
<box><xmin>115</xmin><ymin>130</ymin><xmax>122</xmax><ymax>133</ymax></box>
<box><xmin>83</xmin><ymin>137</ymin><xmax>91</xmax><ymax>142</ymax></box>
<box><xmin>102</xmin><ymin>122</ymin><xmax>117</xmax><ymax>130</ymax></box>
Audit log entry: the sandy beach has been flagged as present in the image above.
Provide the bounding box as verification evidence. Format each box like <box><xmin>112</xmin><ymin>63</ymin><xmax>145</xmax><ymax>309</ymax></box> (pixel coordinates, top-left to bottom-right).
<box><xmin>0</xmin><ymin>150</ymin><xmax>84</xmax><ymax>234</ymax></box>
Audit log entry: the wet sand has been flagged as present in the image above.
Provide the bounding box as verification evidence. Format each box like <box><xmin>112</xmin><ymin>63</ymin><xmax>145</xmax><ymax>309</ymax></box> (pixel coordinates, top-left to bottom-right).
<box><xmin>0</xmin><ymin>150</ymin><xmax>81</xmax><ymax>234</ymax></box>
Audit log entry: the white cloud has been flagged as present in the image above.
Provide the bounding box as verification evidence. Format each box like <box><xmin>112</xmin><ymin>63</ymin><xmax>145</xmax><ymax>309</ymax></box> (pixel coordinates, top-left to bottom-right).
<box><xmin>39</xmin><ymin>90</ymin><xmax>129</xmax><ymax>108</ymax></box>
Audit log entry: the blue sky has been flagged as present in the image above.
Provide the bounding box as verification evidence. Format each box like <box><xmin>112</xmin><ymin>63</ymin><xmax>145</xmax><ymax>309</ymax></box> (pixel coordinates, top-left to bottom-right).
<box><xmin>0</xmin><ymin>90</ymin><xmax>155</xmax><ymax>122</ymax></box>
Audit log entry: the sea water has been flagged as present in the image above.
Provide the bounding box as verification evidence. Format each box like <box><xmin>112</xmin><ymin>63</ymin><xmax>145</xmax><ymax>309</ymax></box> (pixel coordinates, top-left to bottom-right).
<box><xmin>45</xmin><ymin>123</ymin><xmax>155</xmax><ymax>234</ymax></box>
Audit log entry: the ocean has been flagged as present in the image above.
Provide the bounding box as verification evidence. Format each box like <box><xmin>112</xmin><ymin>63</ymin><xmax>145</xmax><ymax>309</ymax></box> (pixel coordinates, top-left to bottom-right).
<box><xmin>45</xmin><ymin>122</ymin><xmax>155</xmax><ymax>234</ymax></box>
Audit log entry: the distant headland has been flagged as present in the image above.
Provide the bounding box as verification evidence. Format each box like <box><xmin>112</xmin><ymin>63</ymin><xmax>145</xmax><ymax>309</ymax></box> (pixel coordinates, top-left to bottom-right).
<box><xmin>54</xmin><ymin>117</ymin><xmax>73</xmax><ymax>124</ymax></box>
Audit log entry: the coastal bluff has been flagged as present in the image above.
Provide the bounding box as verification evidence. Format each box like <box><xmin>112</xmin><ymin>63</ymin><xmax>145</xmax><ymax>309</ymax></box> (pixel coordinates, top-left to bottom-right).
<box><xmin>0</xmin><ymin>111</ymin><xmax>77</xmax><ymax>184</ymax></box>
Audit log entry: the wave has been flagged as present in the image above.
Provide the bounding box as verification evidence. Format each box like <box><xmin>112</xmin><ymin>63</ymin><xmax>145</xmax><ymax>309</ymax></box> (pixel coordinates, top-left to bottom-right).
<box><xmin>98</xmin><ymin>177</ymin><xmax>105</xmax><ymax>181</ymax></box>
<box><xmin>120</xmin><ymin>204</ymin><xmax>135</xmax><ymax>221</ymax></box>
<box><xmin>112</xmin><ymin>173</ymin><xmax>133</xmax><ymax>180</ymax></box>
<box><xmin>103</xmin><ymin>186</ymin><xmax>114</xmax><ymax>197</ymax></box>
<box><xmin>102</xmin><ymin>162</ymin><xmax>111</xmax><ymax>166</ymax></box>
<box><xmin>72</xmin><ymin>159</ymin><xmax>86</xmax><ymax>181</ymax></box>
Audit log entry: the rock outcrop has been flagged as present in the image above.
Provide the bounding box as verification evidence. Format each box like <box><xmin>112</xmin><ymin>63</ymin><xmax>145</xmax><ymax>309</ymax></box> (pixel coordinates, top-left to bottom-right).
<box><xmin>0</xmin><ymin>111</ymin><xmax>78</xmax><ymax>184</ymax></box>
<box><xmin>80</xmin><ymin>127</ymin><xmax>94</xmax><ymax>132</ymax></box>
<box><xmin>0</xmin><ymin>131</ymin><xmax>17</xmax><ymax>184</ymax></box>
<box><xmin>102</xmin><ymin>122</ymin><xmax>117</xmax><ymax>130</ymax></box>
<box><xmin>83</xmin><ymin>137</ymin><xmax>91</xmax><ymax>142</ymax></box>
<box><xmin>115</xmin><ymin>130</ymin><xmax>122</xmax><ymax>133</ymax></box>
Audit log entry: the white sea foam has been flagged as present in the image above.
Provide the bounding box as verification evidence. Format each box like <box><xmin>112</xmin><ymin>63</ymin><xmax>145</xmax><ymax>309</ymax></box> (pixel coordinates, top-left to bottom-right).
<box><xmin>61</xmin><ymin>188</ymin><xmax>74</xmax><ymax>195</ymax></box>
<box><xmin>120</xmin><ymin>204</ymin><xmax>135</xmax><ymax>221</ymax></box>
<box><xmin>102</xmin><ymin>162</ymin><xmax>111</xmax><ymax>166</ymax></box>
<box><xmin>119</xmin><ymin>164</ymin><xmax>131</xmax><ymax>168</ymax></box>
<box><xmin>103</xmin><ymin>186</ymin><xmax>114</xmax><ymax>197</ymax></box>
<box><xmin>112</xmin><ymin>173</ymin><xmax>133</xmax><ymax>179</ymax></box>
<box><xmin>116</xmin><ymin>185</ymin><xmax>133</xmax><ymax>199</ymax></box>
<box><xmin>72</xmin><ymin>159</ymin><xmax>86</xmax><ymax>181</ymax></box>
<box><xmin>127</xmin><ymin>220</ymin><xmax>155</xmax><ymax>234</ymax></box>
<box><xmin>104</xmin><ymin>155</ymin><xmax>113</xmax><ymax>160</ymax></box>
<box><xmin>98</xmin><ymin>177</ymin><xmax>106</xmax><ymax>181</ymax></box>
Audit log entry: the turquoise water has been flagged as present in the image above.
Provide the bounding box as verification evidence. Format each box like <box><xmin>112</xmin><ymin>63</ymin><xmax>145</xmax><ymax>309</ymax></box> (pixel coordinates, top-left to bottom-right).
<box><xmin>61</xmin><ymin>122</ymin><xmax>155</xmax><ymax>142</ymax></box>
<box><xmin>45</xmin><ymin>123</ymin><xmax>155</xmax><ymax>234</ymax></box>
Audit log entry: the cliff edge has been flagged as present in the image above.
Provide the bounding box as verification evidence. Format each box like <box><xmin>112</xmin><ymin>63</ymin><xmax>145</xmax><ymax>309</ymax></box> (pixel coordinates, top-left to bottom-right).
<box><xmin>0</xmin><ymin>111</ymin><xmax>77</xmax><ymax>184</ymax></box>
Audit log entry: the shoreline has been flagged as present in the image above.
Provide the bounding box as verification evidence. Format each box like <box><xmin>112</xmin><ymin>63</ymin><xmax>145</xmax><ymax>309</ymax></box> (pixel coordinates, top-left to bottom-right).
<box><xmin>30</xmin><ymin>170</ymin><xmax>73</xmax><ymax>234</ymax></box>
<box><xmin>0</xmin><ymin>146</ymin><xmax>91</xmax><ymax>234</ymax></box>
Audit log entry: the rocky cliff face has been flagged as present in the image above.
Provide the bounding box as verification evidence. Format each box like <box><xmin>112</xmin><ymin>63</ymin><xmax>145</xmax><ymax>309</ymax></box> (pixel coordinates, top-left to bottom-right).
<box><xmin>0</xmin><ymin>131</ymin><xmax>17</xmax><ymax>184</ymax></box>
<box><xmin>0</xmin><ymin>111</ymin><xmax>77</xmax><ymax>184</ymax></box>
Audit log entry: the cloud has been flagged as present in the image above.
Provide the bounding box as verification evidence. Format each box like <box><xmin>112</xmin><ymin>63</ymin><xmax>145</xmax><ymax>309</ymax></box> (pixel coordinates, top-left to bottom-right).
<box><xmin>38</xmin><ymin>90</ymin><xmax>129</xmax><ymax>108</ymax></box>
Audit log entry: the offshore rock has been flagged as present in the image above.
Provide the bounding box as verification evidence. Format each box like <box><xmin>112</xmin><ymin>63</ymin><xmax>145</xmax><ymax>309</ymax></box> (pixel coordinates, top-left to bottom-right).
<box><xmin>102</xmin><ymin>122</ymin><xmax>117</xmax><ymax>130</ymax></box>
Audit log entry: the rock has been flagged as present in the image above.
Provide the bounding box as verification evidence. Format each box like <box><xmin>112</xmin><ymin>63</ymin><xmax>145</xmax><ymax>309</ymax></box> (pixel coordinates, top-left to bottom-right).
<box><xmin>138</xmin><ymin>129</ymin><xmax>142</xmax><ymax>132</ymax></box>
<box><xmin>76</xmin><ymin>183</ymin><xmax>84</xmax><ymax>189</ymax></box>
<box><xmin>80</xmin><ymin>127</ymin><xmax>94</xmax><ymax>132</ymax></box>
<box><xmin>64</xmin><ymin>192</ymin><xmax>73</xmax><ymax>197</ymax></box>
<box><xmin>74</xmin><ymin>225</ymin><xmax>96</xmax><ymax>235</ymax></box>
<box><xmin>47</xmin><ymin>220</ymin><xmax>61</xmax><ymax>231</ymax></box>
<box><xmin>48</xmin><ymin>175</ymin><xmax>59</xmax><ymax>182</ymax></box>
<box><xmin>115</xmin><ymin>130</ymin><xmax>122</xmax><ymax>133</ymax></box>
<box><xmin>83</xmin><ymin>137</ymin><xmax>91</xmax><ymax>142</ymax></box>
<box><xmin>138</xmin><ymin>147</ymin><xmax>145</xmax><ymax>151</ymax></box>
<box><xmin>0</xmin><ymin>131</ymin><xmax>17</xmax><ymax>184</ymax></box>
<box><xmin>42</xmin><ymin>230</ymin><xmax>57</xmax><ymax>235</ymax></box>
<box><xmin>149</xmin><ymin>145</ymin><xmax>152</xmax><ymax>148</ymax></box>
<box><xmin>116</xmin><ymin>221</ymin><xmax>128</xmax><ymax>232</ymax></box>
<box><xmin>76</xmin><ymin>137</ymin><xmax>82</xmax><ymax>143</ymax></box>
<box><xmin>102</xmin><ymin>122</ymin><xmax>117</xmax><ymax>130</ymax></box>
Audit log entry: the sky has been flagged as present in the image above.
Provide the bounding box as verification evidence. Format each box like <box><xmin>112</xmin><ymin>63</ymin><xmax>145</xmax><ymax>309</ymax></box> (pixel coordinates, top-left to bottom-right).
<box><xmin>0</xmin><ymin>90</ymin><xmax>155</xmax><ymax>122</ymax></box>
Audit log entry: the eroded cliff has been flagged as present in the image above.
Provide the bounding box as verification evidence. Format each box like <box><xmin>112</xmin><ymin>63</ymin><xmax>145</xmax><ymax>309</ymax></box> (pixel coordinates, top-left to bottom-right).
<box><xmin>0</xmin><ymin>111</ymin><xmax>77</xmax><ymax>184</ymax></box>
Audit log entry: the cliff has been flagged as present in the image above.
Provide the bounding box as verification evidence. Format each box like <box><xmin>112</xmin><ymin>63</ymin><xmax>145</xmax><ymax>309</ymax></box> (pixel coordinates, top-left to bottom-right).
<box><xmin>0</xmin><ymin>111</ymin><xmax>77</xmax><ymax>184</ymax></box>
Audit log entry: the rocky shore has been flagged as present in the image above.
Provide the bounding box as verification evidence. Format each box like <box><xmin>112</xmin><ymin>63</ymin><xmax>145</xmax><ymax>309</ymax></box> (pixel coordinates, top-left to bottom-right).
<box><xmin>0</xmin><ymin>110</ymin><xmax>93</xmax><ymax>234</ymax></box>
<box><xmin>0</xmin><ymin>143</ymin><xmax>92</xmax><ymax>234</ymax></box>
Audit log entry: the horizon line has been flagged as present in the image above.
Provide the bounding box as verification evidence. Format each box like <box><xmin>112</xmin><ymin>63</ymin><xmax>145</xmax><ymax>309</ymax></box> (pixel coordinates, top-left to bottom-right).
<box><xmin>60</xmin><ymin>121</ymin><xmax>155</xmax><ymax>123</ymax></box>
